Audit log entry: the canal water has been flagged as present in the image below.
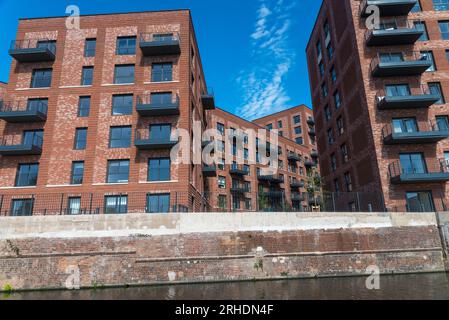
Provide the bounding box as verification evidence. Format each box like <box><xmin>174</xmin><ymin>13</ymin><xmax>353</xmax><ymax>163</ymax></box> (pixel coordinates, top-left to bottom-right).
<box><xmin>3</xmin><ymin>273</ymin><xmax>449</xmax><ymax>300</ymax></box>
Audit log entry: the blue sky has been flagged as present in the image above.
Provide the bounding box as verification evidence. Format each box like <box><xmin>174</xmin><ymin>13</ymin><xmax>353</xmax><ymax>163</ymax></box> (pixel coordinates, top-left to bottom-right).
<box><xmin>0</xmin><ymin>0</ymin><xmax>321</xmax><ymax>120</ymax></box>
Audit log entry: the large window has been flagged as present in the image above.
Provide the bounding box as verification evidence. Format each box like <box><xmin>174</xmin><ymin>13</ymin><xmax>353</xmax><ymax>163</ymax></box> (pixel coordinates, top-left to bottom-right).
<box><xmin>148</xmin><ymin>158</ymin><xmax>170</xmax><ymax>182</ymax></box>
<box><xmin>10</xmin><ymin>199</ymin><xmax>34</xmax><ymax>216</ymax></box>
<box><xmin>147</xmin><ymin>194</ymin><xmax>170</xmax><ymax>213</ymax></box>
<box><xmin>109</xmin><ymin>126</ymin><xmax>132</xmax><ymax>148</ymax></box>
<box><xmin>399</xmin><ymin>153</ymin><xmax>427</xmax><ymax>174</ymax></box>
<box><xmin>151</xmin><ymin>63</ymin><xmax>173</xmax><ymax>82</ymax></box>
<box><xmin>414</xmin><ymin>21</ymin><xmax>428</xmax><ymax>41</ymax></box>
<box><xmin>112</xmin><ymin>94</ymin><xmax>133</xmax><ymax>115</ymax></box>
<box><xmin>439</xmin><ymin>20</ymin><xmax>449</xmax><ymax>40</ymax></box>
<box><xmin>81</xmin><ymin>66</ymin><xmax>94</xmax><ymax>86</ymax></box>
<box><xmin>116</xmin><ymin>36</ymin><xmax>136</xmax><ymax>55</ymax></box>
<box><xmin>84</xmin><ymin>38</ymin><xmax>96</xmax><ymax>57</ymax></box>
<box><xmin>27</xmin><ymin>98</ymin><xmax>48</xmax><ymax>113</ymax></box>
<box><xmin>71</xmin><ymin>161</ymin><xmax>84</xmax><ymax>185</ymax></box>
<box><xmin>68</xmin><ymin>197</ymin><xmax>81</xmax><ymax>215</ymax></box>
<box><xmin>150</xmin><ymin>92</ymin><xmax>173</xmax><ymax>104</ymax></box>
<box><xmin>434</xmin><ymin>0</ymin><xmax>449</xmax><ymax>11</ymax></box>
<box><xmin>107</xmin><ymin>160</ymin><xmax>130</xmax><ymax>183</ymax></box>
<box><xmin>22</xmin><ymin>130</ymin><xmax>43</xmax><ymax>147</ymax></box>
<box><xmin>218</xmin><ymin>176</ymin><xmax>226</xmax><ymax>189</ymax></box>
<box><xmin>31</xmin><ymin>68</ymin><xmax>52</xmax><ymax>88</ymax></box>
<box><xmin>104</xmin><ymin>195</ymin><xmax>128</xmax><ymax>214</ymax></box>
<box><xmin>392</xmin><ymin>118</ymin><xmax>418</xmax><ymax>133</ymax></box>
<box><xmin>74</xmin><ymin>128</ymin><xmax>87</xmax><ymax>150</ymax></box>
<box><xmin>114</xmin><ymin>65</ymin><xmax>135</xmax><ymax>84</ymax></box>
<box><xmin>15</xmin><ymin>163</ymin><xmax>39</xmax><ymax>187</ymax></box>
<box><xmin>428</xmin><ymin>82</ymin><xmax>445</xmax><ymax>104</ymax></box>
<box><xmin>406</xmin><ymin>191</ymin><xmax>435</xmax><ymax>212</ymax></box>
<box><xmin>78</xmin><ymin>96</ymin><xmax>91</xmax><ymax>117</ymax></box>
<box><xmin>385</xmin><ymin>84</ymin><xmax>411</xmax><ymax>97</ymax></box>
<box><xmin>149</xmin><ymin>124</ymin><xmax>171</xmax><ymax>140</ymax></box>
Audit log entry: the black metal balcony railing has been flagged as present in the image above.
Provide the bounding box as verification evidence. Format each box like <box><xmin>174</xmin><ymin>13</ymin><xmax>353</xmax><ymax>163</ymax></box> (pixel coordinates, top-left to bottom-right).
<box><xmin>307</xmin><ymin>118</ymin><xmax>315</xmax><ymax>126</ymax></box>
<box><xmin>388</xmin><ymin>159</ymin><xmax>449</xmax><ymax>184</ymax></box>
<box><xmin>9</xmin><ymin>39</ymin><xmax>56</xmax><ymax>62</ymax></box>
<box><xmin>134</xmin><ymin>128</ymin><xmax>178</xmax><ymax>150</ymax></box>
<box><xmin>360</xmin><ymin>0</ymin><xmax>418</xmax><ymax>17</ymax></box>
<box><xmin>202</xmin><ymin>165</ymin><xmax>217</xmax><ymax>177</ymax></box>
<box><xmin>365</xmin><ymin>18</ymin><xmax>423</xmax><ymax>46</ymax></box>
<box><xmin>0</xmin><ymin>135</ymin><xmax>43</xmax><ymax>156</ymax></box>
<box><xmin>376</xmin><ymin>84</ymin><xmax>440</xmax><ymax>110</ymax></box>
<box><xmin>291</xmin><ymin>192</ymin><xmax>305</xmax><ymax>202</ymax></box>
<box><xmin>230</xmin><ymin>164</ymin><xmax>249</xmax><ymax>176</ymax></box>
<box><xmin>257</xmin><ymin>174</ymin><xmax>284</xmax><ymax>184</ymax></box>
<box><xmin>136</xmin><ymin>94</ymin><xmax>180</xmax><ymax>116</ymax></box>
<box><xmin>201</xmin><ymin>87</ymin><xmax>215</xmax><ymax>110</ymax></box>
<box><xmin>0</xmin><ymin>100</ymin><xmax>48</xmax><ymax>123</ymax></box>
<box><xmin>139</xmin><ymin>32</ymin><xmax>181</xmax><ymax>56</ymax></box>
<box><xmin>309</xmin><ymin>128</ymin><xmax>316</xmax><ymax>136</ymax></box>
<box><xmin>287</xmin><ymin>152</ymin><xmax>301</xmax><ymax>162</ymax></box>
<box><xmin>311</xmin><ymin>150</ymin><xmax>319</xmax><ymax>158</ymax></box>
<box><xmin>230</xmin><ymin>184</ymin><xmax>250</xmax><ymax>194</ymax></box>
<box><xmin>382</xmin><ymin>121</ymin><xmax>449</xmax><ymax>145</ymax></box>
<box><xmin>290</xmin><ymin>180</ymin><xmax>305</xmax><ymax>189</ymax></box>
<box><xmin>370</xmin><ymin>51</ymin><xmax>432</xmax><ymax>77</ymax></box>
<box><xmin>304</xmin><ymin>160</ymin><xmax>316</xmax><ymax>168</ymax></box>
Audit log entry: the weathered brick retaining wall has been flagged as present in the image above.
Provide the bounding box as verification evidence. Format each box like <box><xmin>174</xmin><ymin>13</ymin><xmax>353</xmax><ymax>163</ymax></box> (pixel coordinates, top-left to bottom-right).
<box><xmin>0</xmin><ymin>212</ymin><xmax>446</xmax><ymax>291</ymax></box>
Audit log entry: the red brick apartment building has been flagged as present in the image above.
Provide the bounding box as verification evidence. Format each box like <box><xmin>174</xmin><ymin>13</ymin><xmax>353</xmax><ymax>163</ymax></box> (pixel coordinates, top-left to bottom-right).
<box><xmin>307</xmin><ymin>0</ymin><xmax>449</xmax><ymax>212</ymax></box>
<box><xmin>0</xmin><ymin>10</ymin><xmax>316</xmax><ymax>215</ymax></box>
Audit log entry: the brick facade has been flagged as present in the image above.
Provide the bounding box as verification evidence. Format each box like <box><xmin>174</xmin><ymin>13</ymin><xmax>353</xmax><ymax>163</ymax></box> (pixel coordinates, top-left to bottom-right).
<box><xmin>307</xmin><ymin>0</ymin><xmax>449</xmax><ymax>212</ymax></box>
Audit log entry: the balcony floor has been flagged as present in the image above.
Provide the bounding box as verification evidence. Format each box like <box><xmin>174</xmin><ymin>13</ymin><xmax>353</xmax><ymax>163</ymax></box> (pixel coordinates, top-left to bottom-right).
<box><xmin>366</xmin><ymin>29</ymin><xmax>423</xmax><ymax>47</ymax></box>
<box><xmin>384</xmin><ymin>131</ymin><xmax>449</xmax><ymax>145</ymax></box>
<box><xmin>391</xmin><ymin>172</ymin><xmax>449</xmax><ymax>184</ymax></box>
<box><xmin>9</xmin><ymin>48</ymin><xmax>55</xmax><ymax>62</ymax></box>
<box><xmin>0</xmin><ymin>110</ymin><xmax>47</xmax><ymax>123</ymax></box>
<box><xmin>372</xmin><ymin>60</ymin><xmax>432</xmax><ymax>77</ymax></box>
<box><xmin>140</xmin><ymin>40</ymin><xmax>180</xmax><ymax>56</ymax></box>
<box><xmin>377</xmin><ymin>94</ymin><xmax>440</xmax><ymax>110</ymax></box>
<box><xmin>134</xmin><ymin>139</ymin><xmax>178</xmax><ymax>150</ymax></box>
<box><xmin>0</xmin><ymin>144</ymin><xmax>42</xmax><ymax>156</ymax></box>
<box><xmin>136</xmin><ymin>103</ymin><xmax>180</xmax><ymax>117</ymax></box>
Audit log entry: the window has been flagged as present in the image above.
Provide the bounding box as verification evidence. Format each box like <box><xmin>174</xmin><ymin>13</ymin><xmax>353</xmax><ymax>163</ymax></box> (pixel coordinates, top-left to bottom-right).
<box><xmin>68</xmin><ymin>197</ymin><xmax>81</xmax><ymax>215</ymax></box>
<box><xmin>340</xmin><ymin>144</ymin><xmax>349</xmax><ymax>163</ymax></box>
<box><xmin>278</xmin><ymin>120</ymin><xmax>283</xmax><ymax>128</ymax></box>
<box><xmin>78</xmin><ymin>96</ymin><xmax>90</xmax><ymax>117</ymax></box>
<box><xmin>399</xmin><ymin>153</ymin><xmax>427</xmax><ymax>174</ymax></box>
<box><xmin>327</xmin><ymin>128</ymin><xmax>334</xmax><ymax>146</ymax></box>
<box><xmin>107</xmin><ymin>160</ymin><xmax>130</xmax><ymax>183</ymax></box>
<box><xmin>150</xmin><ymin>92</ymin><xmax>173</xmax><ymax>105</ymax></box>
<box><xmin>295</xmin><ymin>126</ymin><xmax>302</xmax><ymax>135</ymax></box>
<box><xmin>217</xmin><ymin>122</ymin><xmax>225</xmax><ymax>135</ymax></box>
<box><xmin>414</xmin><ymin>21</ymin><xmax>428</xmax><ymax>41</ymax></box>
<box><xmin>336</xmin><ymin>116</ymin><xmax>345</xmax><ymax>136</ymax></box>
<box><xmin>295</xmin><ymin>137</ymin><xmax>303</xmax><ymax>145</ymax></box>
<box><xmin>334</xmin><ymin>91</ymin><xmax>341</xmax><ymax>108</ymax></box>
<box><xmin>84</xmin><ymin>38</ymin><xmax>96</xmax><ymax>57</ymax></box>
<box><xmin>218</xmin><ymin>195</ymin><xmax>227</xmax><ymax>209</ymax></box>
<box><xmin>112</xmin><ymin>94</ymin><xmax>133</xmax><ymax>115</ymax></box>
<box><xmin>436</xmin><ymin>115</ymin><xmax>449</xmax><ymax>130</ymax></box>
<box><xmin>15</xmin><ymin>163</ymin><xmax>39</xmax><ymax>187</ymax></box>
<box><xmin>71</xmin><ymin>161</ymin><xmax>84</xmax><ymax>185</ymax></box>
<box><xmin>344</xmin><ymin>172</ymin><xmax>353</xmax><ymax>192</ymax></box>
<box><xmin>218</xmin><ymin>176</ymin><xmax>226</xmax><ymax>189</ymax></box>
<box><xmin>152</xmin><ymin>62</ymin><xmax>173</xmax><ymax>82</ymax></box>
<box><xmin>243</xmin><ymin>164</ymin><xmax>250</xmax><ymax>174</ymax></box>
<box><xmin>81</xmin><ymin>66</ymin><xmax>94</xmax><ymax>85</ymax></box>
<box><xmin>22</xmin><ymin>130</ymin><xmax>43</xmax><ymax>147</ymax></box>
<box><xmin>334</xmin><ymin>179</ymin><xmax>340</xmax><ymax>193</ymax></box>
<box><xmin>116</xmin><ymin>36</ymin><xmax>136</xmax><ymax>55</ymax></box>
<box><xmin>421</xmin><ymin>51</ymin><xmax>436</xmax><ymax>72</ymax></box>
<box><xmin>27</xmin><ymin>98</ymin><xmax>48</xmax><ymax>113</ymax></box>
<box><xmin>266</xmin><ymin>123</ymin><xmax>273</xmax><ymax>130</ymax></box>
<box><xmin>218</xmin><ymin>158</ymin><xmax>225</xmax><ymax>170</ymax></box>
<box><xmin>321</xmin><ymin>83</ymin><xmax>328</xmax><ymax>98</ymax></box>
<box><xmin>380</xmin><ymin>52</ymin><xmax>404</xmax><ymax>63</ymax></box>
<box><xmin>147</xmin><ymin>194</ymin><xmax>170</xmax><ymax>213</ymax></box>
<box><xmin>428</xmin><ymin>82</ymin><xmax>445</xmax><ymax>104</ymax></box>
<box><xmin>74</xmin><ymin>128</ymin><xmax>87</xmax><ymax>150</ymax></box>
<box><xmin>148</xmin><ymin>158</ymin><xmax>170</xmax><ymax>182</ymax></box>
<box><xmin>316</xmin><ymin>41</ymin><xmax>322</xmax><ymax>61</ymax></box>
<box><xmin>392</xmin><ymin>118</ymin><xmax>418</xmax><ymax>133</ymax></box>
<box><xmin>10</xmin><ymin>199</ymin><xmax>34</xmax><ymax>216</ymax></box>
<box><xmin>324</xmin><ymin>105</ymin><xmax>332</xmax><ymax>122</ymax></box>
<box><xmin>232</xmin><ymin>197</ymin><xmax>240</xmax><ymax>210</ymax></box>
<box><xmin>326</xmin><ymin>42</ymin><xmax>333</xmax><ymax>60</ymax></box>
<box><xmin>244</xmin><ymin>148</ymin><xmax>249</xmax><ymax>160</ymax></box>
<box><xmin>411</xmin><ymin>0</ymin><xmax>421</xmax><ymax>12</ymax></box>
<box><xmin>318</xmin><ymin>62</ymin><xmax>324</xmax><ymax>77</ymax></box>
<box><xmin>386</xmin><ymin>84</ymin><xmax>411</xmax><ymax>97</ymax></box>
<box><xmin>153</xmin><ymin>33</ymin><xmax>175</xmax><ymax>41</ymax></box>
<box><xmin>434</xmin><ymin>0</ymin><xmax>449</xmax><ymax>11</ymax></box>
<box><xmin>439</xmin><ymin>21</ymin><xmax>449</xmax><ymax>40</ymax></box>
<box><xmin>109</xmin><ymin>126</ymin><xmax>132</xmax><ymax>148</ymax></box>
<box><xmin>31</xmin><ymin>68</ymin><xmax>52</xmax><ymax>88</ymax></box>
<box><xmin>245</xmin><ymin>198</ymin><xmax>252</xmax><ymax>210</ymax></box>
<box><xmin>104</xmin><ymin>195</ymin><xmax>128</xmax><ymax>214</ymax></box>
<box><xmin>114</xmin><ymin>65</ymin><xmax>134</xmax><ymax>84</ymax></box>
<box><xmin>331</xmin><ymin>153</ymin><xmax>337</xmax><ymax>172</ymax></box>
<box><xmin>406</xmin><ymin>191</ymin><xmax>434</xmax><ymax>212</ymax></box>
<box><xmin>293</xmin><ymin>115</ymin><xmax>301</xmax><ymax>124</ymax></box>
<box><xmin>149</xmin><ymin>124</ymin><xmax>171</xmax><ymax>141</ymax></box>
<box><xmin>330</xmin><ymin>67</ymin><xmax>337</xmax><ymax>84</ymax></box>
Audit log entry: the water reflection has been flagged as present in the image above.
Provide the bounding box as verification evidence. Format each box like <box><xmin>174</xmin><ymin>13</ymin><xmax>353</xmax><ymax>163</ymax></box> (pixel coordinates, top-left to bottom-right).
<box><xmin>3</xmin><ymin>273</ymin><xmax>449</xmax><ymax>300</ymax></box>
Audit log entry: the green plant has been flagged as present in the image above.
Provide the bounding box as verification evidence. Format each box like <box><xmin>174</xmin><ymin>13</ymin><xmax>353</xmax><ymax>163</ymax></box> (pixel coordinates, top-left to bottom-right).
<box><xmin>3</xmin><ymin>284</ymin><xmax>13</xmax><ymax>293</ymax></box>
<box><xmin>6</xmin><ymin>240</ymin><xmax>20</xmax><ymax>256</ymax></box>
<box><xmin>253</xmin><ymin>259</ymin><xmax>264</xmax><ymax>271</ymax></box>
<box><xmin>280</xmin><ymin>272</ymin><xmax>289</xmax><ymax>277</ymax></box>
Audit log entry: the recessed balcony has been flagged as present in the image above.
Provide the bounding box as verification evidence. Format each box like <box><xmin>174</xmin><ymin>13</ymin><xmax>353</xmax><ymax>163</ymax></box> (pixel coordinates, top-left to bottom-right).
<box><xmin>376</xmin><ymin>85</ymin><xmax>440</xmax><ymax>110</ymax></box>
<box><xmin>287</xmin><ymin>152</ymin><xmax>301</xmax><ymax>162</ymax></box>
<box><xmin>0</xmin><ymin>101</ymin><xmax>47</xmax><ymax>123</ymax></box>
<box><xmin>230</xmin><ymin>165</ymin><xmax>249</xmax><ymax>176</ymax></box>
<box><xmin>389</xmin><ymin>159</ymin><xmax>449</xmax><ymax>184</ymax></box>
<box><xmin>291</xmin><ymin>192</ymin><xmax>305</xmax><ymax>202</ymax></box>
<box><xmin>360</xmin><ymin>0</ymin><xmax>417</xmax><ymax>17</ymax></box>
<box><xmin>365</xmin><ymin>19</ymin><xmax>423</xmax><ymax>47</ymax></box>
<box><xmin>201</xmin><ymin>87</ymin><xmax>215</xmax><ymax>110</ymax></box>
<box><xmin>290</xmin><ymin>181</ymin><xmax>305</xmax><ymax>189</ymax></box>
<box><xmin>134</xmin><ymin>129</ymin><xmax>178</xmax><ymax>150</ymax></box>
<box><xmin>382</xmin><ymin>122</ymin><xmax>449</xmax><ymax>145</ymax></box>
<box><xmin>0</xmin><ymin>136</ymin><xmax>43</xmax><ymax>156</ymax></box>
<box><xmin>202</xmin><ymin>165</ymin><xmax>217</xmax><ymax>177</ymax></box>
<box><xmin>136</xmin><ymin>94</ymin><xmax>180</xmax><ymax>116</ymax></box>
<box><xmin>9</xmin><ymin>39</ymin><xmax>56</xmax><ymax>62</ymax></box>
<box><xmin>139</xmin><ymin>33</ymin><xmax>181</xmax><ymax>56</ymax></box>
<box><xmin>370</xmin><ymin>52</ymin><xmax>432</xmax><ymax>77</ymax></box>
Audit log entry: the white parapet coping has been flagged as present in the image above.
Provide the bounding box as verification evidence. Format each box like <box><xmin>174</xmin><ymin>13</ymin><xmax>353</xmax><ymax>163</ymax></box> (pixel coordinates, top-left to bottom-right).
<box><xmin>0</xmin><ymin>212</ymin><xmax>438</xmax><ymax>240</ymax></box>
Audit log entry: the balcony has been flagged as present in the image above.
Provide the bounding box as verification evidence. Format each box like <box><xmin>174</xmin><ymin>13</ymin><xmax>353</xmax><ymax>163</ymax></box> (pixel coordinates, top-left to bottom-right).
<box><xmin>0</xmin><ymin>135</ymin><xmax>43</xmax><ymax>156</ymax></box>
<box><xmin>308</xmin><ymin>196</ymin><xmax>323</xmax><ymax>206</ymax></box>
<box><xmin>260</xmin><ymin>190</ymin><xmax>284</xmax><ymax>198</ymax></box>
<box><xmin>360</xmin><ymin>0</ymin><xmax>417</xmax><ymax>17</ymax></box>
<box><xmin>305</xmin><ymin>160</ymin><xmax>316</xmax><ymax>168</ymax></box>
<box><xmin>230</xmin><ymin>165</ymin><xmax>249</xmax><ymax>176</ymax></box>
<box><xmin>258</xmin><ymin>174</ymin><xmax>284</xmax><ymax>184</ymax></box>
<box><xmin>139</xmin><ymin>33</ymin><xmax>180</xmax><ymax>56</ymax></box>
<box><xmin>290</xmin><ymin>181</ymin><xmax>305</xmax><ymax>189</ymax></box>
<box><xmin>291</xmin><ymin>192</ymin><xmax>305</xmax><ymax>202</ymax></box>
<box><xmin>9</xmin><ymin>39</ymin><xmax>56</xmax><ymax>62</ymax></box>
<box><xmin>201</xmin><ymin>87</ymin><xmax>215</xmax><ymax>110</ymax></box>
<box><xmin>376</xmin><ymin>85</ymin><xmax>440</xmax><ymax>110</ymax></box>
<box><xmin>311</xmin><ymin>150</ymin><xmax>319</xmax><ymax>159</ymax></box>
<box><xmin>287</xmin><ymin>152</ymin><xmax>301</xmax><ymax>162</ymax></box>
<box><xmin>307</xmin><ymin>118</ymin><xmax>315</xmax><ymax>126</ymax></box>
<box><xmin>0</xmin><ymin>101</ymin><xmax>47</xmax><ymax>123</ymax></box>
<box><xmin>382</xmin><ymin>122</ymin><xmax>449</xmax><ymax>145</ymax></box>
<box><xmin>365</xmin><ymin>19</ymin><xmax>423</xmax><ymax>47</ymax></box>
<box><xmin>388</xmin><ymin>159</ymin><xmax>449</xmax><ymax>184</ymax></box>
<box><xmin>136</xmin><ymin>94</ymin><xmax>180</xmax><ymax>116</ymax></box>
<box><xmin>134</xmin><ymin>129</ymin><xmax>178</xmax><ymax>150</ymax></box>
<box><xmin>309</xmin><ymin>128</ymin><xmax>316</xmax><ymax>136</ymax></box>
<box><xmin>370</xmin><ymin>52</ymin><xmax>432</xmax><ymax>77</ymax></box>
<box><xmin>202</xmin><ymin>165</ymin><xmax>217</xmax><ymax>177</ymax></box>
<box><xmin>230</xmin><ymin>185</ymin><xmax>249</xmax><ymax>194</ymax></box>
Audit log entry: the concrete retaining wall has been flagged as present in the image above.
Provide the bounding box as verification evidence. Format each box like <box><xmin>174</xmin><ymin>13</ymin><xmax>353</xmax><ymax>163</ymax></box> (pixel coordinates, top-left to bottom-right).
<box><xmin>0</xmin><ymin>212</ymin><xmax>446</xmax><ymax>291</ymax></box>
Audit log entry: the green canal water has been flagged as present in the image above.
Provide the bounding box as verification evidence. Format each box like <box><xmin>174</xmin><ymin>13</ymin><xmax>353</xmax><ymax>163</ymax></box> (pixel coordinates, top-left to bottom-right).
<box><xmin>3</xmin><ymin>273</ymin><xmax>449</xmax><ymax>300</ymax></box>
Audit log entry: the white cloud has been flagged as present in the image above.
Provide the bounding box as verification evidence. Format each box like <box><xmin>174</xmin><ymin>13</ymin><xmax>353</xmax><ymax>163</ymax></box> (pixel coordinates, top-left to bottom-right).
<box><xmin>238</xmin><ymin>0</ymin><xmax>297</xmax><ymax>120</ymax></box>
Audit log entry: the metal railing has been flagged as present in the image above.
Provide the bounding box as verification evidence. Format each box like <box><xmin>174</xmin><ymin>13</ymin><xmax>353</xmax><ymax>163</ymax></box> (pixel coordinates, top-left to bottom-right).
<box><xmin>202</xmin><ymin>87</ymin><xmax>214</xmax><ymax>97</ymax></box>
<box><xmin>0</xmin><ymin>100</ymin><xmax>48</xmax><ymax>114</ymax></box>
<box><xmin>136</xmin><ymin>93</ymin><xmax>179</xmax><ymax>106</ymax></box>
<box><xmin>388</xmin><ymin>159</ymin><xmax>449</xmax><ymax>178</ymax></box>
<box><xmin>140</xmin><ymin>32</ymin><xmax>180</xmax><ymax>44</ymax></box>
<box><xmin>0</xmin><ymin>134</ymin><xmax>43</xmax><ymax>148</ymax></box>
<box><xmin>381</xmin><ymin>120</ymin><xmax>447</xmax><ymax>139</ymax></box>
<box><xmin>10</xmin><ymin>39</ymin><xmax>56</xmax><ymax>54</ymax></box>
<box><xmin>134</xmin><ymin>128</ymin><xmax>175</xmax><ymax>142</ymax></box>
<box><xmin>375</xmin><ymin>83</ymin><xmax>433</xmax><ymax>103</ymax></box>
<box><xmin>370</xmin><ymin>51</ymin><xmax>430</xmax><ymax>73</ymax></box>
<box><xmin>365</xmin><ymin>18</ymin><xmax>420</xmax><ymax>40</ymax></box>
